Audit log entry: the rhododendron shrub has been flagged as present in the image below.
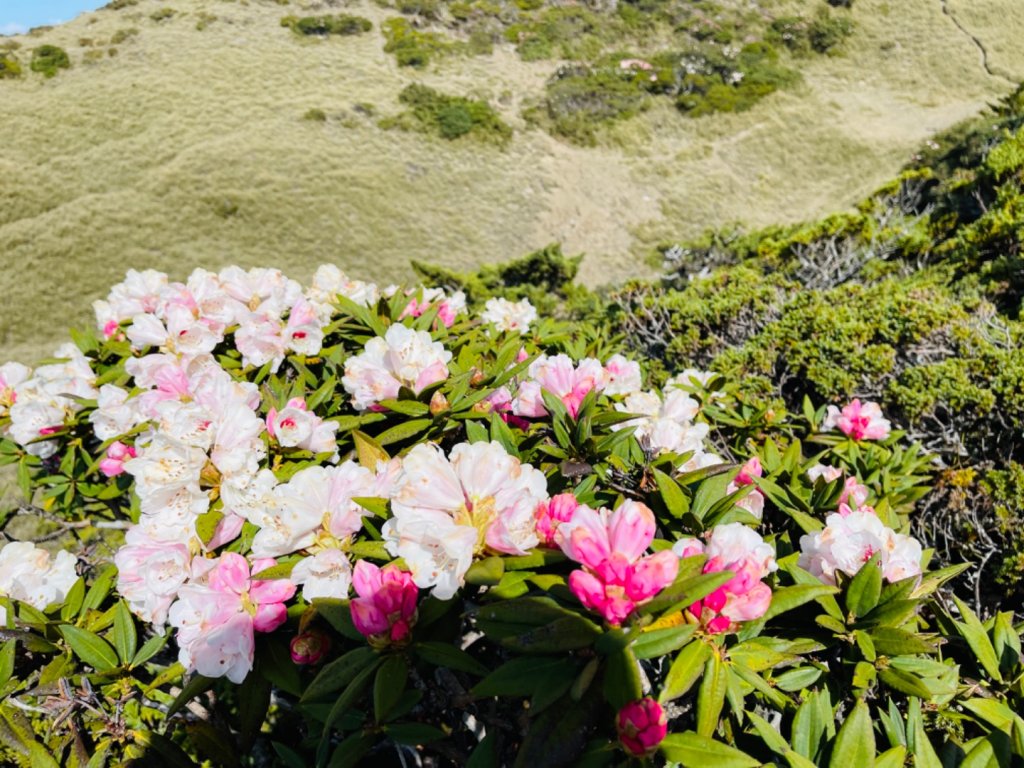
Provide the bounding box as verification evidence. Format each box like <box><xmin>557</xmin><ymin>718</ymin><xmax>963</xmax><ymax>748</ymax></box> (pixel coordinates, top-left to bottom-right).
<box><xmin>0</xmin><ymin>262</ymin><xmax>1018</xmax><ymax>767</ymax></box>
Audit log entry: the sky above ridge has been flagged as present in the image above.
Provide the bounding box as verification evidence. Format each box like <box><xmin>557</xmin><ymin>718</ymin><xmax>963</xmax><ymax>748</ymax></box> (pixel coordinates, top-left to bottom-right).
<box><xmin>1</xmin><ymin>1</ymin><xmax>106</xmax><ymax>36</ymax></box>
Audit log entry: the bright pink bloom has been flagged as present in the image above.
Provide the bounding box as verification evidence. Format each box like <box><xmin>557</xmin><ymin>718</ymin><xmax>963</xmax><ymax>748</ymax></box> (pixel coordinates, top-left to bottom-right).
<box><xmin>823</xmin><ymin>399</ymin><xmax>891</xmax><ymax>441</ymax></box>
<box><xmin>100</xmin><ymin>441</ymin><xmax>137</xmax><ymax>477</ymax></box>
<box><xmin>535</xmin><ymin>493</ymin><xmax>580</xmax><ymax>546</ymax></box>
<box><xmin>513</xmin><ymin>354</ymin><xmax>606</xmax><ymax>420</ymax></box>
<box><xmin>726</xmin><ymin>457</ymin><xmax>765</xmax><ymax>520</ymax></box>
<box><xmin>617</xmin><ymin>698</ymin><xmax>667</xmax><ymax>757</ymax></box>
<box><xmin>207</xmin><ymin>553</ymin><xmax>297</xmax><ymax>633</ymax></box>
<box><xmin>672</xmin><ymin>523</ymin><xmax>777</xmax><ymax>634</ymax></box>
<box><xmin>838</xmin><ymin>476</ymin><xmax>870</xmax><ymax>510</ymax></box>
<box><xmin>102</xmin><ymin>320</ymin><xmax>120</xmax><ymax>339</ymax></box>
<box><xmin>556</xmin><ymin>500</ymin><xmax>678</xmax><ymax>626</ymax></box>
<box><xmin>735</xmin><ymin>457</ymin><xmax>762</xmax><ymax>486</ymax></box>
<box><xmin>290</xmin><ymin>630</ymin><xmax>331</xmax><ymax>665</ymax></box>
<box><xmin>349</xmin><ymin>561</ymin><xmax>418</xmax><ymax>647</ymax></box>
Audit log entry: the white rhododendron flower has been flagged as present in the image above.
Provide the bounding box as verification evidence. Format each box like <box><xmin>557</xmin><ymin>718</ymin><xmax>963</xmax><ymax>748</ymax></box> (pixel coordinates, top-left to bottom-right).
<box><xmin>7</xmin><ymin>343</ymin><xmax>98</xmax><ymax>457</ymax></box>
<box><xmin>307</xmin><ymin>264</ymin><xmax>381</xmax><ymax>321</ymax></box>
<box><xmin>247</xmin><ymin>462</ymin><xmax>376</xmax><ymax>559</ymax></box>
<box><xmin>602</xmin><ymin>354</ymin><xmax>643</xmax><ymax>396</ymax></box>
<box><xmin>342</xmin><ymin>324</ymin><xmax>452</xmax><ymax>411</ymax></box>
<box><xmin>115</xmin><ymin>528</ymin><xmax>193</xmax><ymax>627</ymax></box>
<box><xmin>614</xmin><ymin>389</ymin><xmax>717</xmax><ymax>463</ymax></box>
<box><xmin>383</xmin><ymin>442</ymin><xmax>548</xmax><ymax>599</ymax></box>
<box><xmin>90</xmin><ymin>384</ymin><xmax>141</xmax><ymax>440</ymax></box>
<box><xmin>94</xmin><ymin>268</ymin><xmax>168</xmax><ymax>329</ymax></box>
<box><xmin>0</xmin><ymin>542</ymin><xmax>79</xmax><ymax>623</ymax></box>
<box><xmin>292</xmin><ymin>549</ymin><xmax>354</xmax><ymax>602</ymax></box>
<box><xmin>799</xmin><ymin>510</ymin><xmax>923</xmax><ymax>585</ymax></box>
<box><xmin>481</xmin><ymin>297</ymin><xmax>537</xmax><ymax>334</ymax></box>
<box><xmin>0</xmin><ymin>362</ymin><xmax>30</xmax><ymax>415</ymax></box>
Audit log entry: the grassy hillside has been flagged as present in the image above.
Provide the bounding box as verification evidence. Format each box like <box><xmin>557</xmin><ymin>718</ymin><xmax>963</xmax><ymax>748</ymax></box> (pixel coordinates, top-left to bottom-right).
<box><xmin>0</xmin><ymin>0</ymin><xmax>1021</xmax><ymax>367</ymax></box>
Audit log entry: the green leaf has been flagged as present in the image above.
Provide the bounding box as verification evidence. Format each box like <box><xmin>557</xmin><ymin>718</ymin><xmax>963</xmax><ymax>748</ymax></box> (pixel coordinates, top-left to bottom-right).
<box><xmin>0</xmin><ymin>640</ymin><xmax>15</xmax><ymax>690</ymax></box>
<box><xmin>238</xmin><ymin>668</ymin><xmax>272</xmax><ymax>749</ymax></box>
<box><xmin>829</xmin><ymin>700</ymin><xmax>874</xmax><ymax>768</ymax></box>
<box><xmin>660</xmin><ymin>732</ymin><xmax>759</xmax><ymax>767</ymax></box>
<box><xmin>195</xmin><ymin>509</ymin><xmax>224</xmax><ymax>546</ymax></box>
<box><xmin>602</xmin><ymin>647</ymin><xmax>641</xmax><ymax>710</ymax></box>
<box><xmin>414</xmin><ymin>641</ymin><xmax>488</xmax><ymax>676</ymax></box>
<box><xmin>952</xmin><ymin>596</ymin><xmax>1004</xmax><ymax>682</ymax></box>
<box><xmin>59</xmin><ymin>578</ymin><xmax>86</xmax><ymax>622</ymax></box>
<box><xmin>845</xmin><ymin>553</ymin><xmax>883</xmax><ymax>619</ymax></box>
<box><xmin>641</xmin><ymin>570</ymin><xmax>734</xmax><ymax>617</ymax></box>
<box><xmin>868</xmin><ymin>627</ymin><xmax>935</xmax><ymax>656</ymax></box>
<box><xmin>61</xmin><ymin>624</ymin><xmax>119</xmax><ymax>672</ymax></box>
<box><xmin>352</xmin><ymin>430</ymin><xmax>389</xmax><ymax>469</ymax></box>
<box><xmin>632</xmin><ymin>623</ymin><xmax>697</xmax><ymax>660</ymax></box>
<box><xmin>465</xmin><ymin>556</ymin><xmax>505</xmax><ymax>586</ymax></box>
<box><xmin>499</xmin><ymin>615</ymin><xmax>602</xmax><ymax>654</ymax></box>
<box><xmin>374</xmin><ymin>656</ymin><xmax>408</xmax><ymax>723</ymax></box>
<box><xmin>112</xmin><ymin>600</ymin><xmax>137</xmax><ymax>665</ymax></box>
<box><xmin>82</xmin><ymin>564</ymin><xmax>118</xmax><ymax>613</ymax></box>
<box><xmin>377</xmin><ymin>399</ymin><xmax>431</xmax><ymax>416</ymax></box>
<box><xmin>130</xmin><ymin>631</ymin><xmax>168</xmax><ymax>669</ymax></box>
<box><xmin>762</xmin><ymin>584</ymin><xmax>839</xmax><ymax>622</ymax></box>
<box><xmin>301</xmin><ymin>646</ymin><xmax>378</xmax><ymax>702</ymax></box>
<box><xmin>473</xmin><ymin>656</ymin><xmax>565</xmax><ymax>698</ymax></box>
<box><xmin>129</xmin><ymin>731</ymin><xmax>195</xmax><ymax>768</ymax></box>
<box><xmin>324</xmin><ymin>660</ymin><xmax>381</xmax><ymax>733</ymax></box>
<box><xmin>375</xmin><ymin>418</ymin><xmax>433</xmax><ymax>446</ymax></box>
<box><xmin>696</xmin><ymin>652</ymin><xmax>727</xmax><ymax>737</ymax></box>
<box><xmin>660</xmin><ymin>638</ymin><xmax>712</xmax><ymax>703</ymax></box>
<box><xmin>653</xmin><ymin>468</ymin><xmax>689</xmax><ymax>518</ymax></box>
<box><xmin>166</xmin><ymin>674</ymin><xmax>215</xmax><ymax>719</ymax></box>
<box><xmin>875</xmin><ymin>746</ymin><xmax>907</xmax><ymax>768</ymax></box>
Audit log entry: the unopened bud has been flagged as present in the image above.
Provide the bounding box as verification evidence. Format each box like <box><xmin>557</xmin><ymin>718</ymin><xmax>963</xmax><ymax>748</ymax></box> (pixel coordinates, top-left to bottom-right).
<box><xmin>429</xmin><ymin>391</ymin><xmax>449</xmax><ymax>415</ymax></box>
<box><xmin>290</xmin><ymin>630</ymin><xmax>330</xmax><ymax>666</ymax></box>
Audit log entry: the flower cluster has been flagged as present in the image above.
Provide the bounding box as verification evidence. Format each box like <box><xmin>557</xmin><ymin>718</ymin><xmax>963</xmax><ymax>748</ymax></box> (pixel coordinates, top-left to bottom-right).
<box><xmin>557</xmin><ymin>500</ymin><xmax>679</xmax><ymax>625</ymax></box>
<box><xmin>672</xmin><ymin>523</ymin><xmax>777</xmax><ymax>633</ymax></box>
<box><xmin>823</xmin><ymin>399</ymin><xmax>891</xmax><ymax>441</ymax></box>
<box><xmin>799</xmin><ymin>507</ymin><xmax>923</xmax><ymax>585</ymax></box>
<box><xmin>0</xmin><ymin>541</ymin><xmax>78</xmax><ymax>624</ymax></box>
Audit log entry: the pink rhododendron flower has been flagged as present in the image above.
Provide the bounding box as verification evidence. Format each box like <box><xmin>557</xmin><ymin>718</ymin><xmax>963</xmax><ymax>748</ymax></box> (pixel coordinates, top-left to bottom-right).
<box><xmin>99</xmin><ymin>441</ymin><xmax>137</xmax><ymax>478</ymax></box>
<box><xmin>672</xmin><ymin>523</ymin><xmax>777</xmax><ymax>634</ymax></box>
<box><xmin>807</xmin><ymin>463</ymin><xmax>843</xmax><ymax>484</ymax></box>
<box><xmin>349</xmin><ymin>560</ymin><xmax>418</xmax><ymax>647</ymax></box>
<box><xmin>168</xmin><ymin>553</ymin><xmax>296</xmax><ymax>683</ymax></box>
<box><xmin>266</xmin><ymin>397</ymin><xmax>338</xmax><ymax>454</ymax></box>
<box><xmin>799</xmin><ymin>509</ymin><xmax>922</xmax><ymax>585</ymax></box>
<box><xmin>617</xmin><ymin>698</ymin><xmax>667</xmax><ymax>757</ymax></box>
<box><xmin>822</xmin><ymin>399</ymin><xmax>891</xmax><ymax>441</ymax></box>
<box><xmin>290</xmin><ymin>630</ymin><xmax>330</xmax><ymax>665</ymax></box>
<box><xmin>557</xmin><ymin>500</ymin><xmax>679</xmax><ymax>626</ymax></box>
<box><xmin>0</xmin><ymin>362</ymin><xmax>30</xmax><ymax>412</ymax></box>
<box><xmin>512</xmin><ymin>354</ymin><xmax>606</xmax><ymax>419</ymax></box>
<box><xmin>838</xmin><ymin>476</ymin><xmax>870</xmax><ymax>511</ymax></box>
<box><xmin>727</xmin><ymin>457</ymin><xmax>765</xmax><ymax>520</ymax></box>
<box><xmin>383</xmin><ymin>442</ymin><xmax>547</xmax><ymax>598</ymax></box>
<box><xmin>341</xmin><ymin>324</ymin><xmax>452</xmax><ymax>411</ymax></box>
<box><xmin>535</xmin><ymin>493</ymin><xmax>580</xmax><ymax>547</ymax></box>
<box><xmin>397</xmin><ymin>287</ymin><xmax>466</xmax><ymax>328</ymax></box>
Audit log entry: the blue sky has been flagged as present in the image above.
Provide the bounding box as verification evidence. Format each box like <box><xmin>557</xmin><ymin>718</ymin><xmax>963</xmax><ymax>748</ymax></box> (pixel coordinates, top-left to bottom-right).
<box><xmin>1</xmin><ymin>1</ymin><xmax>107</xmax><ymax>35</ymax></box>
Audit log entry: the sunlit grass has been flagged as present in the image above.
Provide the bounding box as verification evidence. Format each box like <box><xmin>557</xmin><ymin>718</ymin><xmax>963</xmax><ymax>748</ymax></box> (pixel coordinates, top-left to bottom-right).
<box><xmin>0</xmin><ymin>0</ymin><xmax>1018</xmax><ymax>365</ymax></box>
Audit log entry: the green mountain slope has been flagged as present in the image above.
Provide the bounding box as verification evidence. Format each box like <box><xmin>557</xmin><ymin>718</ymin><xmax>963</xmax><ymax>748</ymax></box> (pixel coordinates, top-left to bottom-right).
<box><xmin>0</xmin><ymin>0</ymin><xmax>1021</xmax><ymax>366</ymax></box>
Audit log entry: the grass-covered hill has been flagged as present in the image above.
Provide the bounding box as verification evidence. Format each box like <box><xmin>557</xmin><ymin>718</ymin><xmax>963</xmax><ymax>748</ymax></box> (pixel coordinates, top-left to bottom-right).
<box><xmin>1</xmin><ymin>0</ymin><xmax>1023</xmax><ymax>366</ymax></box>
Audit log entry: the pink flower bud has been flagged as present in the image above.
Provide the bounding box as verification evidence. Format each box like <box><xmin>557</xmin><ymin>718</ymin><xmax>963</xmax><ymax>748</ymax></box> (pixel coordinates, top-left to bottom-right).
<box><xmin>350</xmin><ymin>561</ymin><xmax>418</xmax><ymax>648</ymax></box>
<box><xmin>735</xmin><ymin>457</ymin><xmax>762</xmax><ymax>486</ymax></box>
<box><xmin>100</xmin><ymin>441</ymin><xmax>137</xmax><ymax>477</ymax></box>
<box><xmin>290</xmin><ymin>630</ymin><xmax>330</xmax><ymax>665</ymax></box>
<box><xmin>617</xmin><ymin>698</ymin><xmax>667</xmax><ymax>757</ymax></box>
<box><xmin>534</xmin><ymin>493</ymin><xmax>580</xmax><ymax>546</ymax></box>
